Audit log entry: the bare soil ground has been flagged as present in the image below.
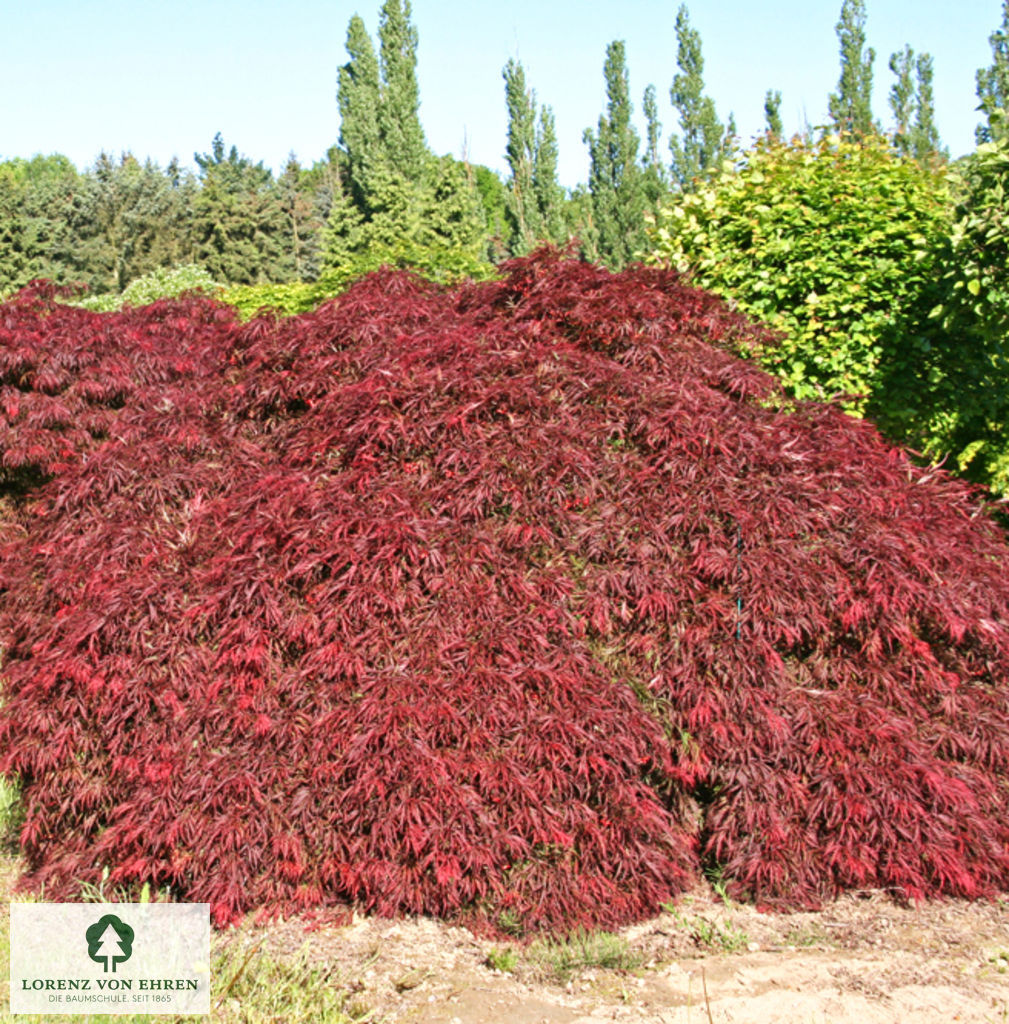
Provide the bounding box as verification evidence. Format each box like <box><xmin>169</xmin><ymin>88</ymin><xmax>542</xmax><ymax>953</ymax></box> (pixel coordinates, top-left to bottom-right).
<box><xmin>4</xmin><ymin>856</ymin><xmax>1008</xmax><ymax>1023</ymax></box>
<box><xmin>229</xmin><ymin>879</ymin><xmax>1009</xmax><ymax>1023</ymax></box>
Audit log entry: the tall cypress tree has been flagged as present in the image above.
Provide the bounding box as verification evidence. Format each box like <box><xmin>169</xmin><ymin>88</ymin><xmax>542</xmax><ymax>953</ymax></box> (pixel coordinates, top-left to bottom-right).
<box><xmin>976</xmin><ymin>0</ymin><xmax>1009</xmax><ymax>143</ymax></box>
<box><xmin>377</xmin><ymin>0</ymin><xmax>428</xmax><ymax>181</ymax></box>
<box><xmin>337</xmin><ymin>15</ymin><xmax>382</xmax><ymax>206</ymax></box>
<box><xmin>668</xmin><ymin>4</ymin><xmax>728</xmax><ymax>188</ymax></box>
<box><xmin>583</xmin><ymin>40</ymin><xmax>645</xmax><ymax>268</ymax></box>
<box><xmin>828</xmin><ymin>0</ymin><xmax>876</xmax><ymax>137</ymax></box>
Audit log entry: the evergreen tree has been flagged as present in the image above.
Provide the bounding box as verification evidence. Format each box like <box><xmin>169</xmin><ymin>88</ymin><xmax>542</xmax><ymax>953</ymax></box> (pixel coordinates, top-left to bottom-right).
<box><xmin>377</xmin><ymin>0</ymin><xmax>428</xmax><ymax>181</ymax></box>
<box><xmin>323</xmin><ymin>155</ymin><xmax>484</xmax><ymax>270</ymax></box>
<box><xmin>337</xmin><ymin>15</ymin><xmax>382</xmax><ymax>205</ymax></box>
<box><xmin>0</xmin><ymin>155</ymin><xmax>79</xmax><ymax>295</ymax></box>
<box><xmin>976</xmin><ymin>0</ymin><xmax>1009</xmax><ymax>143</ymax></box>
<box><xmin>327</xmin><ymin>3</ymin><xmax>487</xmax><ymax>274</ymax></box>
<box><xmin>888</xmin><ymin>45</ymin><xmax>915</xmax><ymax>156</ymax></box>
<box><xmin>297</xmin><ymin>147</ymin><xmax>344</xmax><ymax>279</ymax></box>
<box><xmin>828</xmin><ymin>0</ymin><xmax>876</xmax><ymax>137</ymax></box>
<box><xmin>643</xmin><ymin>85</ymin><xmax>663</xmax><ymax>173</ymax></box>
<box><xmin>668</xmin><ymin>4</ymin><xmax>728</xmax><ymax>188</ymax></box>
<box><xmin>276</xmin><ymin>155</ymin><xmax>320</xmax><ymax>280</ymax></box>
<box><xmin>583</xmin><ymin>40</ymin><xmax>645</xmax><ymax>268</ymax></box>
<box><xmin>470</xmin><ymin>163</ymin><xmax>511</xmax><ymax>261</ymax></box>
<box><xmin>764</xmin><ymin>89</ymin><xmax>783</xmax><ymax>139</ymax></box>
<box><xmin>191</xmin><ymin>134</ymin><xmax>290</xmax><ymax>285</ymax></box>
<box><xmin>321</xmin><ymin>163</ymin><xmax>366</xmax><ymax>266</ymax></box>
<box><xmin>70</xmin><ymin>153</ymin><xmax>194</xmax><ymax>294</ymax></box>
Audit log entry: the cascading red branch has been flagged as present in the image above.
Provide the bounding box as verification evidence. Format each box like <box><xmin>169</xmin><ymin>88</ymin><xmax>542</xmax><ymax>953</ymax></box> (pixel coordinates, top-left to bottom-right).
<box><xmin>0</xmin><ymin>252</ymin><xmax>1007</xmax><ymax>934</ymax></box>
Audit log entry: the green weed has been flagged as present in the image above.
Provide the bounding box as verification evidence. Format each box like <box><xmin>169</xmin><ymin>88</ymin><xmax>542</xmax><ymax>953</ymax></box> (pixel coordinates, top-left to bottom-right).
<box><xmin>0</xmin><ymin>860</ymin><xmax>376</xmax><ymax>1023</ymax></box>
<box><xmin>527</xmin><ymin>929</ymin><xmax>642</xmax><ymax>983</ymax></box>
<box><xmin>0</xmin><ymin>774</ymin><xmax>22</xmax><ymax>849</ymax></box>
<box><xmin>663</xmin><ymin>904</ymin><xmax>749</xmax><ymax>953</ymax></box>
<box><xmin>485</xmin><ymin>947</ymin><xmax>519</xmax><ymax>972</ymax></box>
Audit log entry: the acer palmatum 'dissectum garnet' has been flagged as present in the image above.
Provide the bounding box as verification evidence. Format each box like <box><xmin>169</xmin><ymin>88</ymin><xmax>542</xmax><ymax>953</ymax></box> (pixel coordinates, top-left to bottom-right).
<box><xmin>1</xmin><ymin>252</ymin><xmax>1007</xmax><ymax>932</ymax></box>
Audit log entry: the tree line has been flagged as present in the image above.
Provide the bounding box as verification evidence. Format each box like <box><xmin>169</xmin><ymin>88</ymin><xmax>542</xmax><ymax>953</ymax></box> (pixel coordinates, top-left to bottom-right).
<box><xmin>0</xmin><ymin>0</ymin><xmax>1006</xmax><ymax>298</ymax></box>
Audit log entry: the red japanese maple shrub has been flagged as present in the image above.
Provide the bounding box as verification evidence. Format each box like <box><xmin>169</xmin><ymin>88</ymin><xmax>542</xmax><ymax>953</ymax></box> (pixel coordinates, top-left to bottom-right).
<box><xmin>1</xmin><ymin>251</ymin><xmax>1007</xmax><ymax>934</ymax></box>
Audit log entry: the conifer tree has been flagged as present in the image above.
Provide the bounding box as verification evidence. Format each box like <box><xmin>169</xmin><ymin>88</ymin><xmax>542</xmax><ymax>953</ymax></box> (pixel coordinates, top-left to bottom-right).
<box><xmin>764</xmin><ymin>90</ymin><xmax>783</xmax><ymax>139</ymax></box>
<box><xmin>828</xmin><ymin>0</ymin><xmax>877</xmax><ymax>137</ymax></box>
<box><xmin>668</xmin><ymin>4</ymin><xmax>728</xmax><ymax>188</ymax></box>
<box><xmin>329</xmin><ymin>2</ymin><xmax>486</xmax><ymax>274</ymax></box>
<box><xmin>191</xmin><ymin>134</ymin><xmax>289</xmax><ymax>285</ymax></box>
<box><xmin>0</xmin><ymin>155</ymin><xmax>83</xmax><ymax>294</ymax></box>
<box><xmin>377</xmin><ymin>0</ymin><xmax>428</xmax><ymax>181</ymax></box>
<box><xmin>276</xmin><ymin>155</ymin><xmax>320</xmax><ymax>280</ymax></box>
<box><xmin>583</xmin><ymin>40</ymin><xmax>645</xmax><ymax>268</ymax></box>
<box><xmin>337</xmin><ymin>15</ymin><xmax>382</xmax><ymax>205</ymax></box>
<box><xmin>976</xmin><ymin>0</ymin><xmax>1009</xmax><ymax>143</ymax></box>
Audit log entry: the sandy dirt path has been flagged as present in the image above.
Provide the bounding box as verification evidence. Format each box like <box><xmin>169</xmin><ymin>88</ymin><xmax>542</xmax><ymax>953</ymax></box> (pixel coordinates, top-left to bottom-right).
<box><xmin>242</xmin><ymin>882</ymin><xmax>1009</xmax><ymax>1023</ymax></box>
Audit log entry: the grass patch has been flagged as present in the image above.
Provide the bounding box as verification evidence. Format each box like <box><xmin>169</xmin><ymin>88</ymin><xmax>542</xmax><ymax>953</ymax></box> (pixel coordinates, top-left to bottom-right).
<box><xmin>0</xmin><ymin>856</ymin><xmax>377</xmax><ymax>1023</ymax></box>
<box><xmin>526</xmin><ymin>929</ymin><xmax>642</xmax><ymax>983</ymax></box>
<box><xmin>0</xmin><ymin>775</ymin><xmax>22</xmax><ymax>850</ymax></box>
<box><xmin>662</xmin><ymin>904</ymin><xmax>750</xmax><ymax>953</ymax></box>
<box><xmin>485</xmin><ymin>947</ymin><xmax>519</xmax><ymax>972</ymax></box>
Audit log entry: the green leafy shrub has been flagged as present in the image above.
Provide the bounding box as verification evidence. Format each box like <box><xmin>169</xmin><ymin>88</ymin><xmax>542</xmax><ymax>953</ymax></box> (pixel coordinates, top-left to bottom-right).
<box><xmin>646</xmin><ymin>132</ymin><xmax>950</xmax><ymax>411</ymax></box>
<box><xmin>222</xmin><ymin>239</ymin><xmax>497</xmax><ymax>319</ymax></box>
<box><xmin>74</xmin><ymin>263</ymin><xmax>221</xmax><ymax>311</ymax></box>
<box><xmin>883</xmin><ymin>116</ymin><xmax>1009</xmax><ymax>495</ymax></box>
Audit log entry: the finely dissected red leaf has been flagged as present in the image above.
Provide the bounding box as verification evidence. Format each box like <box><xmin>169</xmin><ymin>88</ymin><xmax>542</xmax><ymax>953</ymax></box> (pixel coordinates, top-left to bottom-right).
<box><xmin>0</xmin><ymin>251</ymin><xmax>1008</xmax><ymax>935</ymax></box>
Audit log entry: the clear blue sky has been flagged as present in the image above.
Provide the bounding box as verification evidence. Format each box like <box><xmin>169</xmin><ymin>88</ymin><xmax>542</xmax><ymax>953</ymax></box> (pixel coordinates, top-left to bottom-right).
<box><xmin>1</xmin><ymin>1</ymin><xmax>1002</xmax><ymax>187</ymax></box>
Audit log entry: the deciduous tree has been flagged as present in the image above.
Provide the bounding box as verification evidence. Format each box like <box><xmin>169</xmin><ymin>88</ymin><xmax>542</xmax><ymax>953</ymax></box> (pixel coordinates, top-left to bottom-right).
<box><xmin>583</xmin><ymin>40</ymin><xmax>645</xmax><ymax>268</ymax></box>
<box><xmin>377</xmin><ymin>0</ymin><xmax>428</xmax><ymax>182</ymax></box>
<box><xmin>828</xmin><ymin>0</ymin><xmax>876</xmax><ymax>136</ymax></box>
<box><xmin>668</xmin><ymin>4</ymin><xmax>728</xmax><ymax>187</ymax></box>
<box><xmin>976</xmin><ymin>0</ymin><xmax>1009</xmax><ymax>143</ymax></box>
<box><xmin>763</xmin><ymin>90</ymin><xmax>783</xmax><ymax>139</ymax></box>
<box><xmin>337</xmin><ymin>15</ymin><xmax>383</xmax><ymax>205</ymax></box>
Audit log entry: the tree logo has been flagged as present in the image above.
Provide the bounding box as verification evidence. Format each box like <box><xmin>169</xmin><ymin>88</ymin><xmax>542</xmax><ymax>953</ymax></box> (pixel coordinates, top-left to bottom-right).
<box><xmin>85</xmin><ymin>914</ymin><xmax>134</xmax><ymax>973</ymax></box>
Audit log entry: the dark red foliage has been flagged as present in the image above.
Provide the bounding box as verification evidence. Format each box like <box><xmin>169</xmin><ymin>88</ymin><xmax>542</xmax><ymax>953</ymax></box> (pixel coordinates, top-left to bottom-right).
<box><xmin>1</xmin><ymin>252</ymin><xmax>1008</xmax><ymax>934</ymax></box>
